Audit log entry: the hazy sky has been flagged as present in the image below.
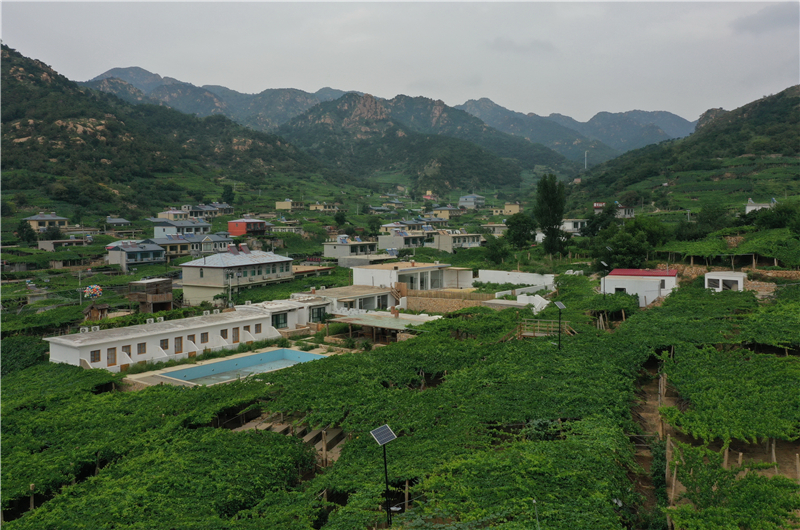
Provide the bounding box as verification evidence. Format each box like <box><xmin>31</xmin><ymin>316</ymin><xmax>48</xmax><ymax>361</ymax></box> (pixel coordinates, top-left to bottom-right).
<box><xmin>2</xmin><ymin>2</ymin><xmax>798</xmax><ymax>122</ymax></box>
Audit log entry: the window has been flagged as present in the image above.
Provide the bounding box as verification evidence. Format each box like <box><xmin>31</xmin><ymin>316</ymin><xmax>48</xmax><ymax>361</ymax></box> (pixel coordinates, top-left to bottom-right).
<box><xmin>200</xmin><ymin>332</ymin><xmax>209</xmax><ymax>343</ymax></box>
<box><xmin>137</xmin><ymin>343</ymin><xmax>146</xmax><ymax>355</ymax></box>
<box><xmin>660</xmin><ymin>279</ymin><xmax>666</xmax><ymax>289</ymax></box>
<box><xmin>220</xmin><ymin>329</ymin><xmax>228</xmax><ymax>339</ymax></box>
<box><xmin>90</xmin><ymin>350</ymin><xmax>101</xmax><ymax>363</ymax></box>
<box><xmin>187</xmin><ymin>334</ymin><xmax>195</xmax><ymax>344</ymax></box>
<box><xmin>122</xmin><ymin>345</ymin><xmax>131</xmax><ymax>357</ymax></box>
<box><xmin>200</xmin><ymin>268</ymin><xmax>204</xmax><ymax>279</ymax></box>
<box><xmin>243</xmin><ymin>325</ymin><xmax>250</xmax><ymax>334</ymax></box>
<box><xmin>272</xmin><ymin>313</ymin><xmax>288</xmax><ymax>329</ymax></box>
<box><xmin>615</xmin><ymin>288</ymin><xmax>627</xmax><ymax>293</ymax></box>
<box><xmin>107</xmin><ymin>348</ymin><xmax>117</xmax><ymax>366</ymax></box>
<box><xmin>255</xmin><ymin>323</ymin><xmax>262</xmax><ymax>334</ymax></box>
<box><xmin>311</xmin><ymin>307</ymin><xmax>327</xmax><ymax>323</ymax></box>
<box><xmin>232</xmin><ymin>327</ymin><xmax>239</xmax><ymax>343</ymax></box>
<box><xmin>160</xmin><ymin>339</ymin><xmax>169</xmax><ymax>350</ymax></box>
<box><xmin>175</xmin><ymin>337</ymin><xmax>183</xmax><ymax>354</ymax></box>
<box><xmin>707</xmin><ymin>279</ymin><xmax>720</xmax><ymax>289</ymax></box>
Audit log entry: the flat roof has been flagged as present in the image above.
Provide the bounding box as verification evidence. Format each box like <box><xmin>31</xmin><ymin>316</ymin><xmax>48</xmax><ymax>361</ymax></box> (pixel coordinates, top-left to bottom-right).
<box><xmin>329</xmin><ymin>312</ymin><xmax>440</xmax><ymax>331</ymax></box>
<box><xmin>306</xmin><ymin>285</ymin><xmax>392</xmax><ymax>298</ymax></box>
<box><xmin>608</xmin><ymin>269</ymin><xmax>678</xmax><ymax>277</ymax></box>
<box><xmin>44</xmin><ymin>308</ymin><xmax>277</xmax><ymax>347</ymax></box>
<box><xmin>353</xmin><ymin>261</ymin><xmax>451</xmax><ymax>271</ymax></box>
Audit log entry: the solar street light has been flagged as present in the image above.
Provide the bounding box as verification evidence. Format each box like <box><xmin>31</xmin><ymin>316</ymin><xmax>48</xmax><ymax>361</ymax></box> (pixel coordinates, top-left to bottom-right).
<box><xmin>371</xmin><ymin>424</ymin><xmax>397</xmax><ymax>527</ymax></box>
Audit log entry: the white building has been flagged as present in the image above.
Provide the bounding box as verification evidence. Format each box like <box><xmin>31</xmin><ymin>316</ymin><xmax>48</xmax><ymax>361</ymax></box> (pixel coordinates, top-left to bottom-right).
<box><xmin>745</xmin><ymin>198</ymin><xmax>776</xmax><ymax>214</ymax></box>
<box><xmin>601</xmin><ymin>269</ymin><xmax>678</xmax><ymax>307</ymax></box>
<box><xmin>561</xmin><ymin>219</ymin><xmax>588</xmax><ymax>235</ymax></box>
<box><xmin>704</xmin><ymin>271</ymin><xmax>748</xmax><ymax>292</ymax></box>
<box><xmin>44</xmin><ymin>306</ymin><xmax>292</xmax><ymax>373</ymax></box>
<box><xmin>352</xmin><ymin>261</ymin><xmax>473</xmax><ymax>290</ymax></box>
<box><xmin>292</xmin><ymin>285</ymin><xmax>397</xmax><ymax>312</ymax></box>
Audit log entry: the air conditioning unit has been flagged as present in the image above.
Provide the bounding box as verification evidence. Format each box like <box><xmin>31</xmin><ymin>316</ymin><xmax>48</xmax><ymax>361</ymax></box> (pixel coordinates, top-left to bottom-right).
<box><xmin>248</xmin><ymin>277</ymin><xmax>254</xmax><ymax>282</ymax></box>
<box><xmin>91</xmin><ymin>326</ymin><xmax>100</xmax><ymax>332</ymax></box>
<box><xmin>245</xmin><ymin>301</ymin><xmax>251</xmax><ymax>305</ymax></box>
<box><xmin>146</xmin><ymin>318</ymin><xmax>155</xmax><ymax>325</ymax></box>
<box><xmin>80</xmin><ymin>327</ymin><xmax>89</xmax><ymax>333</ymax></box>
<box><xmin>262</xmin><ymin>276</ymin><xmax>267</xmax><ymax>280</ymax></box>
<box><xmin>203</xmin><ymin>310</ymin><xmax>211</xmax><ymax>316</ymax></box>
<box><xmin>213</xmin><ymin>309</ymin><xmax>220</xmax><ymax>314</ymax></box>
<box><xmin>156</xmin><ymin>317</ymin><xmax>164</xmax><ymax>323</ymax></box>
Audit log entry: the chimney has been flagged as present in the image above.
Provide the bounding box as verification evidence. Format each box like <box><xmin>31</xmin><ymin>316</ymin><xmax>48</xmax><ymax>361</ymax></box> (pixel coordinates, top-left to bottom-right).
<box><xmin>311</xmin><ymin>287</ymin><xmax>316</xmax><ymax>294</ymax></box>
<box><xmin>411</xmin><ymin>260</ymin><xmax>415</xmax><ymax>267</ymax></box>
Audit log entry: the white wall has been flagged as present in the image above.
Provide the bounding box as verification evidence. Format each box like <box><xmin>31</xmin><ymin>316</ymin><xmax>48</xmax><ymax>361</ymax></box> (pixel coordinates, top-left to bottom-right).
<box><xmin>442</xmin><ymin>269</ymin><xmax>473</xmax><ymax>289</ymax></box>
<box><xmin>704</xmin><ymin>272</ymin><xmax>747</xmax><ymax>292</ymax></box>
<box><xmin>602</xmin><ymin>277</ymin><xmax>662</xmax><ymax>307</ymax></box>
<box><xmin>478</xmin><ymin>270</ymin><xmax>555</xmax><ymax>286</ymax></box>
<box><xmin>353</xmin><ymin>268</ymin><xmax>395</xmax><ymax>288</ymax></box>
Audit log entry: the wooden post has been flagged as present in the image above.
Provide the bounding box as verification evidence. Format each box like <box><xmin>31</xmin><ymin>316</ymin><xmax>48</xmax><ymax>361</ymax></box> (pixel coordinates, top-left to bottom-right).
<box><xmin>323</xmin><ymin>489</ymin><xmax>328</xmax><ymax>502</ymax></box>
<box><xmin>670</xmin><ymin>463</ymin><xmax>678</xmax><ymax>504</ymax></box>
<box><xmin>772</xmin><ymin>439</ymin><xmax>778</xmax><ymax>474</ymax></box>
<box><xmin>665</xmin><ymin>434</ymin><xmax>671</xmax><ymax>483</ymax></box>
<box><xmin>795</xmin><ymin>454</ymin><xmax>799</xmax><ymax>484</ymax></box>
<box><xmin>405</xmin><ymin>479</ymin><xmax>409</xmax><ymax>510</ymax></box>
<box><xmin>30</xmin><ymin>484</ymin><xmax>35</xmax><ymax>511</ymax></box>
<box><xmin>738</xmin><ymin>452</ymin><xmax>743</xmax><ymax>467</ymax></box>
<box><xmin>723</xmin><ymin>447</ymin><xmax>729</xmax><ymax>469</ymax></box>
<box><xmin>322</xmin><ymin>429</ymin><xmax>328</xmax><ymax>467</ymax></box>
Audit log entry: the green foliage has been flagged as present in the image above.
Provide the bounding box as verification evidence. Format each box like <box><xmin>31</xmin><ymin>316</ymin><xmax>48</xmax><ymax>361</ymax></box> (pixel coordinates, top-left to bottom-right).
<box><xmin>0</xmin><ymin>335</ymin><xmax>50</xmax><ymax>375</ymax></box>
<box><xmin>533</xmin><ymin>174</ymin><xmax>566</xmax><ymax>254</ymax></box>
<box><xmin>667</xmin><ymin>443</ymin><xmax>800</xmax><ymax>530</ymax></box>
<box><xmin>660</xmin><ymin>345</ymin><xmax>800</xmax><ymax>443</ymax></box>
<box><xmin>504</xmin><ymin>212</ymin><xmax>536</xmax><ymax>249</ymax></box>
<box><xmin>15</xmin><ymin>219</ymin><xmax>37</xmax><ymax>245</ymax></box>
<box><xmin>483</xmin><ymin>234</ymin><xmax>510</xmax><ymax>264</ymax></box>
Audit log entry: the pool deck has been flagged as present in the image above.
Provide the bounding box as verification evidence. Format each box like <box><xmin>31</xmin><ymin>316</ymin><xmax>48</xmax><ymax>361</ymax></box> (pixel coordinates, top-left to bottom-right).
<box><xmin>123</xmin><ymin>345</ymin><xmax>333</xmax><ymax>389</ymax></box>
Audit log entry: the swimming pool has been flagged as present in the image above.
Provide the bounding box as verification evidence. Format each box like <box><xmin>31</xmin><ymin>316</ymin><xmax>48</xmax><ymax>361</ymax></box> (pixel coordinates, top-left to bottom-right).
<box><xmin>162</xmin><ymin>348</ymin><xmax>325</xmax><ymax>385</ymax></box>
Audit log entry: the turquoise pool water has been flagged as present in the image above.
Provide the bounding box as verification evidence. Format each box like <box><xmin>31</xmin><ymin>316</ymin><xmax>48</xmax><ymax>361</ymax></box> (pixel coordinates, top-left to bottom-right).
<box><xmin>163</xmin><ymin>348</ymin><xmax>325</xmax><ymax>385</ymax></box>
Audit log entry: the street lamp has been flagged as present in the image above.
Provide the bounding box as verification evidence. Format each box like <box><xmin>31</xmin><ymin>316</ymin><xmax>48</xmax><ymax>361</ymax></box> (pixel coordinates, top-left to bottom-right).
<box><xmin>554</xmin><ymin>301</ymin><xmax>566</xmax><ymax>350</ymax></box>
<box><xmin>370</xmin><ymin>424</ymin><xmax>397</xmax><ymax>528</ymax></box>
<box><xmin>600</xmin><ymin>261</ymin><xmax>609</xmax><ymax>298</ymax></box>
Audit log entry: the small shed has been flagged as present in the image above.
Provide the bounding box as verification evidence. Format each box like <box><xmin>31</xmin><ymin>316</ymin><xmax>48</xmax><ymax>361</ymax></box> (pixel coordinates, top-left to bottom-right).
<box><xmin>83</xmin><ymin>303</ymin><xmax>110</xmax><ymax>321</ymax></box>
<box><xmin>704</xmin><ymin>271</ymin><xmax>747</xmax><ymax>292</ymax></box>
<box><xmin>602</xmin><ymin>269</ymin><xmax>678</xmax><ymax>307</ymax></box>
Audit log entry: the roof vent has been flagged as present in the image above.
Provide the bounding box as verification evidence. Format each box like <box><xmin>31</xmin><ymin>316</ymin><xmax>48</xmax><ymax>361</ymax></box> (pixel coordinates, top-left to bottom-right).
<box><xmin>91</xmin><ymin>326</ymin><xmax>100</xmax><ymax>332</ymax></box>
<box><xmin>213</xmin><ymin>309</ymin><xmax>220</xmax><ymax>314</ymax></box>
<box><xmin>245</xmin><ymin>300</ymin><xmax>251</xmax><ymax>305</ymax></box>
<box><xmin>203</xmin><ymin>310</ymin><xmax>211</xmax><ymax>316</ymax></box>
<box><xmin>146</xmin><ymin>318</ymin><xmax>155</xmax><ymax>325</ymax></box>
<box><xmin>156</xmin><ymin>317</ymin><xmax>164</xmax><ymax>323</ymax></box>
<box><xmin>80</xmin><ymin>327</ymin><xmax>89</xmax><ymax>333</ymax></box>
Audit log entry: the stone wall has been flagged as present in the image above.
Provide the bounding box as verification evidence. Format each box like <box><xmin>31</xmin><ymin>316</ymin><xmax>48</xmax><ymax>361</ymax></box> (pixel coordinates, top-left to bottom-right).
<box><xmin>406</xmin><ymin>297</ymin><xmax>484</xmax><ymax>313</ymax></box>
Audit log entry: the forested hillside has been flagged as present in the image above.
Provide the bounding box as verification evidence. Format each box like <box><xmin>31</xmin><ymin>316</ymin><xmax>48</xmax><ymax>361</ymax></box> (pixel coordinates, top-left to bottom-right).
<box><xmin>1</xmin><ymin>45</ymin><xmax>337</xmax><ymax>216</ymax></box>
<box><xmin>277</xmin><ymin>93</ymin><xmax>530</xmax><ymax>193</ymax></box>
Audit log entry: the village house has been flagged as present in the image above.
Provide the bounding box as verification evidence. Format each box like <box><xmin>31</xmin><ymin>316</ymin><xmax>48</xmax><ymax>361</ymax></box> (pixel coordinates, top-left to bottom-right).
<box><xmin>24</xmin><ymin>212</ymin><xmax>69</xmax><ymax>232</ymax></box>
<box><xmin>45</xmin><ymin>306</ymin><xmax>288</xmax><ymax>373</ymax></box>
<box><xmin>156</xmin><ymin>208</ymin><xmax>189</xmax><ymax>221</ymax></box>
<box><xmin>426</xmin><ymin>230</ymin><xmax>483</xmax><ymax>253</ymax></box>
<box><xmin>308</xmin><ymin>202</ymin><xmax>341</xmax><ymax>213</ymax></box>
<box><xmin>323</xmin><ymin>235</ymin><xmax>379</xmax><ymax>260</ymax></box>
<box><xmin>378</xmin><ymin>229</ymin><xmax>427</xmax><ymax>251</ymax></box>
<box><xmin>38</xmin><ymin>237</ymin><xmax>88</xmax><ymax>252</ymax></box>
<box><xmin>292</xmin><ymin>285</ymin><xmax>396</xmax><ymax>312</ymax></box>
<box><xmin>127</xmin><ymin>278</ymin><xmax>174</xmax><ymax>313</ymax></box>
<box><xmin>601</xmin><ymin>269</ymin><xmax>678</xmax><ymax>307</ymax></box>
<box><xmin>276</xmin><ymin>199</ymin><xmax>304</xmax><ymax>212</ymax></box>
<box><xmin>142</xmin><ymin>233</ymin><xmax>233</xmax><ymax>261</ymax></box>
<box><xmin>228</xmin><ymin>216</ymin><xmax>272</xmax><ymax>237</ymax></box>
<box><xmin>209</xmin><ymin>202</ymin><xmax>234</xmax><ymax>216</ymax></box>
<box><xmin>105</xmin><ymin>216</ymin><xmax>131</xmax><ymax>228</ymax></box>
<box><xmin>561</xmin><ymin>219</ymin><xmax>589</xmax><ymax>235</ymax></box>
<box><xmin>106</xmin><ymin>242</ymin><xmax>167</xmax><ymax>273</ymax></box>
<box><xmin>745</xmin><ymin>198</ymin><xmax>776</xmax><ymax>214</ymax></box>
<box><xmin>458</xmin><ymin>194</ymin><xmax>485</xmax><ymax>209</ymax></box>
<box><xmin>593</xmin><ymin>202</ymin><xmax>635</xmax><ymax>219</ymax></box>
<box><xmin>351</xmin><ymin>261</ymin><xmax>472</xmax><ymax>291</ymax></box>
<box><xmin>149</xmin><ymin>218</ymin><xmax>212</xmax><ymax>238</ymax></box>
<box><xmin>180</xmin><ymin>244</ymin><xmax>294</xmax><ymax>305</ymax></box>
<box><xmin>181</xmin><ymin>204</ymin><xmax>219</xmax><ymax>219</ymax></box>
<box><xmin>491</xmin><ymin>203</ymin><xmax>521</xmax><ymax>216</ymax></box>
<box><xmin>481</xmin><ymin>223</ymin><xmax>507</xmax><ymax>236</ymax></box>
<box><xmin>431</xmin><ymin>205</ymin><xmax>462</xmax><ymax>220</ymax></box>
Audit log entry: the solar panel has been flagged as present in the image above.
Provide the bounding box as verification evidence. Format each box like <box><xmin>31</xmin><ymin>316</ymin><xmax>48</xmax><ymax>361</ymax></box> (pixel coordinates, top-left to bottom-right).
<box><xmin>370</xmin><ymin>424</ymin><xmax>397</xmax><ymax>446</ymax></box>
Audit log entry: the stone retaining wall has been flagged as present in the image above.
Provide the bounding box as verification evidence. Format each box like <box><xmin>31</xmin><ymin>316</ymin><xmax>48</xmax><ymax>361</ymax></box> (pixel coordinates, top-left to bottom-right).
<box><xmin>406</xmin><ymin>297</ymin><xmax>484</xmax><ymax>313</ymax></box>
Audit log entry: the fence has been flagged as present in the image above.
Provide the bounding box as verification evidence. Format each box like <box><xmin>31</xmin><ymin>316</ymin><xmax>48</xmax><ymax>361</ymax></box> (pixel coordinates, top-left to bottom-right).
<box><xmin>406</xmin><ymin>289</ymin><xmax>494</xmax><ymax>301</ymax></box>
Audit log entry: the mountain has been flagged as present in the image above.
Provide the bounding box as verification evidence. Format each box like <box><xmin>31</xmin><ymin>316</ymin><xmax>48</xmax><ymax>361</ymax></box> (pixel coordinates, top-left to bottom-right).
<box><xmin>86</xmin><ymin>67</ymin><xmax>357</xmax><ymax>132</ymax></box>
<box><xmin>621</xmin><ymin>110</ymin><xmax>697</xmax><ymax>139</ymax></box>
<box><xmin>575</xmin><ymin>85</ymin><xmax>800</xmax><ymax>202</ymax></box>
<box><xmin>81</xmin><ymin>77</ymin><xmax>156</xmax><ymax>105</ymax></box>
<box><xmin>277</xmin><ymin>93</ymin><xmax>527</xmax><ymax>193</ymax></box>
<box><xmin>456</xmin><ymin>98</ymin><xmax>620</xmax><ymax>165</ymax></box>
<box><xmin>2</xmin><ymin>45</ymin><xmax>328</xmax><ymax>217</ymax></box>
<box><xmin>379</xmin><ymin>95</ymin><xmax>577</xmax><ymax>172</ymax></box>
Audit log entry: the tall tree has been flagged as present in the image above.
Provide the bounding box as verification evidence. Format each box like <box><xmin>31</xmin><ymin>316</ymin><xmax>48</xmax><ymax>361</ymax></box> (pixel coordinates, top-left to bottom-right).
<box><xmin>504</xmin><ymin>212</ymin><xmax>536</xmax><ymax>249</ymax></box>
<box><xmin>221</xmin><ymin>185</ymin><xmax>234</xmax><ymax>205</ymax></box>
<box><xmin>15</xmin><ymin>219</ymin><xmax>37</xmax><ymax>245</ymax></box>
<box><xmin>533</xmin><ymin>174</ymin><xmax>566</xmax><ymax>254</ymax></box>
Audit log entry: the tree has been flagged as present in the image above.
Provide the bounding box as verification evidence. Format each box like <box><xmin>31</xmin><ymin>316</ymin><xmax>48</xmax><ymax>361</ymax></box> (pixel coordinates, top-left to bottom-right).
<box><xmin>504</xmin><ymin>213</ymin><xmax>536</xmax><ymax>249</ymax></box>
<box><xmin>484</xmin><ymin>235</ymin><xmax>510</xmax><ymax>264</ymax></box>
<box><xmin>595</xmin><ymin>224</ymin><xmax>652</xmax><ymax>269</ymax></box>
<box><xmin>582</xmin><ymin>202</ymin><xmax>618</xmax><ymax>239</ymax></box>
<box><xmin>16</xmin><ymin>219</ymin><xmax>37</xmax><ymax>245</ymax></box>
<box><xmin>334</xmin><ymin>211</ymin><xmax>347</xmax><ymax>227</ymax></box>
<box><xmin>221</xmin><ymin>184</ymin><xmax>234</xmax><ymax>204</ymax></box>
<box><xmin>366</xmin><ymin>216</ymin><xmax>382</xmax><ymax>235</ymax></box>
<box><xmin>533</xmin><ymin>174</ymin><xmax>566</xmax><ymax>254</ymax></box>
<box><xmin>41</xmin><ymin>226</ymin><xmax>65</xmax><ymax>241</ymax></box>
<box><xmin>1</xmin><ymin>201</ymin><xmax>15</xmax><ymax>217</ymax></box>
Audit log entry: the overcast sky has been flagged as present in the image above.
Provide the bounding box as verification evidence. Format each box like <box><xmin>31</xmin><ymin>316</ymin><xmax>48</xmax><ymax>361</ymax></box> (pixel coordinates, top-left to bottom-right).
<box><xmin>2</xmin><ymin>2</ymin><xmax>798</xmax><ymax>122</ymax></box>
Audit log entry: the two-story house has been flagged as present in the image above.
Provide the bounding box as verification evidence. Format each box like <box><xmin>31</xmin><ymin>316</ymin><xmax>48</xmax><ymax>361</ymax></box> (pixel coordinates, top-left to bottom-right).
<box><xmin>24</xmin><ymin>212</ymin><xmax>69</xmax><ymax>232</ymax></box>
<box><xmin>180</xmin><ymin>244</ymin><xmax>294</xmax><ymax>305</ymax></box>
<box><xmin>106</xmin><ymin>242</ymin><xmax>166</xmax><ymax>272</ymax></box>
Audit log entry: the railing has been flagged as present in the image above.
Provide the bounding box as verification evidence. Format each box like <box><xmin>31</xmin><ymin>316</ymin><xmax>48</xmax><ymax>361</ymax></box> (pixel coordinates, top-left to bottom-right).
<box><xmin>518</xmin><ymin>319</ymin><xmax>575</xmax><ymax>337</ymax></box>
